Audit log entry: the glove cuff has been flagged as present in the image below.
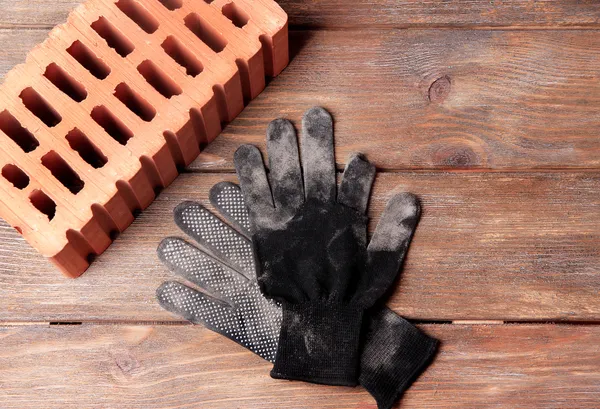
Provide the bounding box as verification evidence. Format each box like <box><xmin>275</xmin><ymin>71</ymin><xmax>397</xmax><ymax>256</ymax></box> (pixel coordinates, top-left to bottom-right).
<box><xmin>271</xmin><ymin>302</ymin><xmax>363</xmax><ymax>386</ymax></box>
<box><xmin>359</xmin><ymin>308</ymin><xmax>438</xmax><ymax>409</ymax></box>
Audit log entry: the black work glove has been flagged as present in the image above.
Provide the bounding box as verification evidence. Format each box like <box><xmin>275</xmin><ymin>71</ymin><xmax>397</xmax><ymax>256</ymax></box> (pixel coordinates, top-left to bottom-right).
<box><xmin>233</xmin><ymin>107</ymin><xmax>432</xmax><ymax>387</ymax></box>
<box><xmin>156</xmin><ymin>181</ymin><xmax>437</xmax><ymax>409</ymax></box>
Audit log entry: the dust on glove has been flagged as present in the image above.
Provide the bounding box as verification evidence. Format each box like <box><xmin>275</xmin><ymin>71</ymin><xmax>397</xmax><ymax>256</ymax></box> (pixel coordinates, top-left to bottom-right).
<box><xmin>234</xmin><ymin>106</ymin><xmax>426</xmax><ymax>386</ymax></box>
<box><xmin>156</xmin><ymin>181</ymin><xmax>437</xmax><ymax>408</ymax></box>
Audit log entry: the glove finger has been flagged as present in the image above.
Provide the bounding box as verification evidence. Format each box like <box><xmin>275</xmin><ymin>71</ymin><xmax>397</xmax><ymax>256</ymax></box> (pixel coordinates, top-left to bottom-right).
<box><xmin>338</xmin><ymin>153</ymin><xmax>376</xmax><ymax>214</ymax></box>
<box><xmin>267</xmin><ymin>118</ymin><xmax>304</xmax><ymax>211</ymax></box>
<box><xmin>356</xmin><ymin>193</ymin><xmax>420</xmax><ymax>306</ymax></box>
<box><xmin>234</xmin><ymin>144</ymin><xmax>274</xmax><ymax>221</ymax></box>
<box><xmin>173</xmin><ymin>201</ymin><xmax>256</xmax><ymax>279</ymax></box>
<box><xmin>301</xmin><ymin>106</ymin><xmax>336</xmax><ymax>203</ymax></box>
<box><xmin>156</xmin><ymin>280</ymin><xmax>238</xmax><ymax>335</ymax></box>
<box><xmin>209</xmin><ymin>181</ymin><xmax>251</xmax><ymax>238</ymax></box>
<box><xmin>157</xmin><ymin>281</ymin><xmax>281</xmax><ymax>363</ymax></box>
<box><xmin>158</xmin><ymin>237</ymin><xmax>251</xmax><ymax>296</ymax></box>
<box><xmin>368</xmin><ymin>192</ymin><xmax>420</xmax><ymax>254</ymax></box>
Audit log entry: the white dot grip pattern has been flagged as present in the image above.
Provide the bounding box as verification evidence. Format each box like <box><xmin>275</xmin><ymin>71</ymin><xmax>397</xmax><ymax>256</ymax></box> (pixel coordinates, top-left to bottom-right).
<box><xmin>157</xmin><ymin>196</ymin><xmax>282</xmax><ymax>362</ymax></box>
<box><xmin>174</xmin><ymin>200</ymin><xmax>255</xmax><ymax>278</ymax></box>
<box><xmin>158</xmin><ymin>237</ymin><xmax>248</xmax><ymax>297</ymax></box>
<box><xmin>209</xmin><ymin>181</ymin><xmax>251</xmax><ymax>236</ymax></box>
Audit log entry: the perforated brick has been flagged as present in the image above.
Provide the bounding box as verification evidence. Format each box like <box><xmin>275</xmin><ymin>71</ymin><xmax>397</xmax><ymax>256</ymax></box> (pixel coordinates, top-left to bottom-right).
<box><xmin>0</xmin><ymin>0</ymin><xmax>288</xmax><ymax>277</ymax></box>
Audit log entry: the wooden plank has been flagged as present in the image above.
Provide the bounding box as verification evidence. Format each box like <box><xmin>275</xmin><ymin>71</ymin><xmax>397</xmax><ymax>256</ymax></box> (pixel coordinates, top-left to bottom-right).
<box><xmin>0</xmin><ymin>171</ymin><xmax>597</xmax><ymax>322</ymax></box>
<box><xmin>0</xmin><ymin>323</ymin><xmax>598</xmax><ymax>408</ymax></box>
<box><xmin>0</xmin><ymin>29</ymin><xmax>51</xmax><ymax>80</ymax></box>
<box><xmin>278</xmin><ymin>0</ymin><xmax>600</xmax><ymax>28</ymax></box>
<box><xmin>3</xmin><ymin>29</ymin><xmax>600</xmax><ymax>170</ymax></box>
<box><xmin>2</xmin><ymin>0</ymin><xmax>600</xmax><ymax>29</ymax></box>
<box><xmin>192</xmin><ymin>29</ymin><xmax>600</xmax><ymax>171</ymax></box>
<box><xmin>0</xmin><ymin>0</ymin><xmax>81</xmax><ymax>29</ymax></box>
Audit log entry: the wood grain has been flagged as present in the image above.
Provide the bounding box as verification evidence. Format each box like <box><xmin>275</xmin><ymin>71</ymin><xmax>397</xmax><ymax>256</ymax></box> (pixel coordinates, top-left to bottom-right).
<box><xmin>0</xmin><ymin>323</ymin><xmax>598</xmax><ymax>408</ymax></box>
<box><xmin>2</xmin><ymin>0</ymin><xmax>600</xmax><ymax>29</ymax></box>
<box><xmin>0</xmin><ymin>171</ymin><xmax>597</xmax><ymax>322</ymax></box>
<box><xmin>3</xmin><ymin>29</ymin><xmax>600</xmax><ymax>171</ymax></box>
<box><xmin>193</xmin><ymin>29</ymin><xmax>600</xmax><ymax>171</ymax></box>
<box><xmin>0</xmin><ymin>28</ymin><xmax>51</xmax><ymax>80</ymax></box>
<box><xmin>0</xmin><ymin>0</ymin><xmax>81</xmax><ymax>29</ymax></box>
<box><xmin>1</xmin><ymin>1</ymin><xmax>599</xmax><ymax>408</ymax></box>
<box><xmin>279</xmin><ymin>0</ymin><xmax>600</xmax><ymax>29</ymax></box>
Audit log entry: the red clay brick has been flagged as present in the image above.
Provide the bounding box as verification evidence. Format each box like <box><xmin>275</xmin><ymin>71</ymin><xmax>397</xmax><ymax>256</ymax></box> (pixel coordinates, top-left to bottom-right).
<box><xmin>0</xmin><ymin>0</ymin><xmax>288</xmax><ymax>277</ymax></box>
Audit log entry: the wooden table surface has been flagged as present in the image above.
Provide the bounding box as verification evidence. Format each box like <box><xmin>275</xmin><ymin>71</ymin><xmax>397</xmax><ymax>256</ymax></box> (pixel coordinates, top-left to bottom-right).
<box><xmin>1</xmin><ymin>1</ymin><xmax>599</xmax><ymax>408</ymax></box>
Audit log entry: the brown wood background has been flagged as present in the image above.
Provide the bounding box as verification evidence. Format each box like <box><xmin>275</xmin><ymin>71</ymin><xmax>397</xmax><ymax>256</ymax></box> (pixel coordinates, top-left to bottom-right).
<box><xmin>0</xmin><ymin>1</ymin><xmax>599</xmax><ymax>408</ymax></box>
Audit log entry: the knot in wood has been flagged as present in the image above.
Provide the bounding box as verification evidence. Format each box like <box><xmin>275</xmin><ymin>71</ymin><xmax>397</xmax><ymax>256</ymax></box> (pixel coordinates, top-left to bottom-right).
<box><xmin>428</xmin><ymin>76</ymin><xmax>451</xmax><ymax>103</ymax></box>
<box><xmin>114</xmin><ymin>352</ymin><xmax>138</xmax><ymax>374</ymax></box>
<box><xmin>433</xmin><ymin>144</ymin><xmax>479</xmax><ymax>167</ymax></box>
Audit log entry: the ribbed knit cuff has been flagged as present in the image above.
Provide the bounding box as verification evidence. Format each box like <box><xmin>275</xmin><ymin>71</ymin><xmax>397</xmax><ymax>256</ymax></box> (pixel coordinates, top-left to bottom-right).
<box><xmin>270</xmin><ymin>302</ymin><xmax>363</xmax><ymax>386</ymax></box>
<box><xmin>359</xmin><ymin>308</ymin><xmax>438</xmax><ymax>409</ymax></box>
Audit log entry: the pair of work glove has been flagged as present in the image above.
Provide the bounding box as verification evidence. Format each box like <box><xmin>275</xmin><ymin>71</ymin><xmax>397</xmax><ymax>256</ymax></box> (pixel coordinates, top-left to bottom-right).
<box><xmin>156</xmin><ymin>107</ymin><xmax>438</xmax><ymax>409</ymax></box>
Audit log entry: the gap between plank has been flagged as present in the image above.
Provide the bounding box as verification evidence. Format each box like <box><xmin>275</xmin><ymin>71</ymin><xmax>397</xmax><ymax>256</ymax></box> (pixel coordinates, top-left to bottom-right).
<box><xmin>184</xmin><ymin>167</ymin><xmax>600</xmax><ymax>175</ymax></box>
<box><xmin>2</xmin><ymin>320</ymin><xmax>600</xmax><ymax>327</ymax></box>
<box><xmin>288</xmin><ymin>25</ymin><xmax>600</xmax><ymax>31</ymax></box>
<box><xmin>4</xmin><ymin>24</ymin><xmax>600</xmax><ymax>31</ymax></box>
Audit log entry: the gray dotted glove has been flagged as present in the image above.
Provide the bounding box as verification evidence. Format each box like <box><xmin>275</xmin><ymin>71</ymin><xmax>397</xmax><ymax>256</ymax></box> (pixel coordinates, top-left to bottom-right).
<box><xmin>156</xmin><ymin>183</ymin><xmax>281</xmax><ymax>362</ymax></box>
<box><xmin>156</xmin><ymin>181</ymin><xmax>437</xmax><ymax>409</ymax></box>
